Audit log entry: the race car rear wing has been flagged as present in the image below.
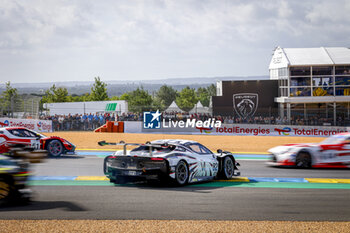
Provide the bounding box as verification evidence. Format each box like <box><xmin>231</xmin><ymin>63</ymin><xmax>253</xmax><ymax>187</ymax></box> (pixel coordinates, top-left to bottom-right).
<box><xmin>98</xmin><ymin>140</ymin><xmax>175</xmax><ymax>157</ymax></box>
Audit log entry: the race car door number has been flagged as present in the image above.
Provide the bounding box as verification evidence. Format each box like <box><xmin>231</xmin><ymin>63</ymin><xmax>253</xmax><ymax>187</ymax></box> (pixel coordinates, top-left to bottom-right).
<box><xmin>31</xmin><ymin>140</ymin><xmax>40</xmax><ymax>149</ymax></box>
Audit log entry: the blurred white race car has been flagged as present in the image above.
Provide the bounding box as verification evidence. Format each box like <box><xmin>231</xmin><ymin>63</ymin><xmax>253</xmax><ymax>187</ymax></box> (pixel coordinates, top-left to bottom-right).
<box><xmin>268</xmin><ymin>132</ymin><xmax>350</xmax><ymax>168</ymax></box>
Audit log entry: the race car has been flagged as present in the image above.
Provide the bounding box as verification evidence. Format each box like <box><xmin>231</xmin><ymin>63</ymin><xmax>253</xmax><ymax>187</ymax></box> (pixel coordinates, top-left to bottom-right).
<box><xmin>0</xmin><ymin>148</ymin><xmax>46</xmax><ymax>206</ymax></box>
<box><xmin>100</xmin><ymin>139</ymin><xmax>240</xmax><ymax>185</ymax></box>
<box><xmin>268</xmin><ymin>132</ymin><xmax>350</xmax><ymax>168</ymax></box>
<box><xmin>0</xmin><ymin>127</ymin><xmax>75</xmax><ymax>157</ymax></box>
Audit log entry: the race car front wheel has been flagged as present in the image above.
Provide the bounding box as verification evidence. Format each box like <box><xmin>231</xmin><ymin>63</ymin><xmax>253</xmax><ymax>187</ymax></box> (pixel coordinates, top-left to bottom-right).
<box><xmin>296</xmin><ymin>152</ymin><xmax>312</xmax><ymax>168</ymax></box>
<box><xmin>175</xmin><ymin>161</ymin><xmax>189</xmax><ymax>186</ymax></box>
<box><xmin>222</xmin><ymin>156</ymin><xmax>234</xmax><ymax>179</ymax></box>
<box><xmin>47</xmin><ymin>140</ymin><xmax>63</xmax><ymax>157</ymax></box>
<box><xmin>0</xmin><ymin>178</ymin><xmax>12</xmax><ymax>206</ymax></box>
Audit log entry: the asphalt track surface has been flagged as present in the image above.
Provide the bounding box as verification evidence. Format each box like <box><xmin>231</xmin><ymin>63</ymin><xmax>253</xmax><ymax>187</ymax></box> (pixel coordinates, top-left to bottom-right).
<box><xmin>1</xmin><ymin>151</ymin><xmax>349</xmax><ymax>221</ymax></box>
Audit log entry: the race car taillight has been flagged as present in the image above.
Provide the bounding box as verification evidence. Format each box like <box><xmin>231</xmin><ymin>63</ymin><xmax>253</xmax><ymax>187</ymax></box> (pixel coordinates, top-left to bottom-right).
<box><xmin>150</xmin><ymin>157</ymin><xmax>164</xmax><ymax>161</ymax></box>
<box><xmin>109</xmin><ymin>156</ymin><xmax>117</xmax><ymax>159</ymax></box>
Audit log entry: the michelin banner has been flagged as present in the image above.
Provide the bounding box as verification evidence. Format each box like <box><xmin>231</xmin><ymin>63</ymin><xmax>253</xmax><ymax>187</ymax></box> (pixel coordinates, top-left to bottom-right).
<box><xmin>0</xmin><ymin>118</ymin><xmax>52</xmax><ymax>132</ymax></box>
<box><xmin>127</xmin><ymin>120</ymin><xmax>349</xmax><ymax>137</ymax></box>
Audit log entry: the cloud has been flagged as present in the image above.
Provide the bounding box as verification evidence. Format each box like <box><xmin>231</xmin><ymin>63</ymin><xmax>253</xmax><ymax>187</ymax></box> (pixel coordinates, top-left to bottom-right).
<box><xmin>0</xmin><ymin>0</ymin><xmax>349</xmax><ymax>83</ymax></box>
<box><xmin>0</xmin><ymin>0</ymin><xmax>93</xmax><ymax>50</ymax></box>
<box><xmin>1</xmin><ymin>0</ymin><xmax>348</xmax><ymax>50</ymax></box>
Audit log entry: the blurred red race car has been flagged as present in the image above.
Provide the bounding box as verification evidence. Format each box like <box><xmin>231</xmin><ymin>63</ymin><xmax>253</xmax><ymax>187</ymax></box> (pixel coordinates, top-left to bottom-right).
<box><xmin>0</xmin><ymin>127</ymin><xmax>75</xmax><ymax>157</ymax></box>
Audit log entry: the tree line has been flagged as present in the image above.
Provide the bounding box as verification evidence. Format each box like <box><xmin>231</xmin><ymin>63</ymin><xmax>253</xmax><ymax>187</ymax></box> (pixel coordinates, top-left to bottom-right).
<box><xmin>1</xmin><ymin>77</ymin><xmax>216</xmax><ymax>113</ymax></box>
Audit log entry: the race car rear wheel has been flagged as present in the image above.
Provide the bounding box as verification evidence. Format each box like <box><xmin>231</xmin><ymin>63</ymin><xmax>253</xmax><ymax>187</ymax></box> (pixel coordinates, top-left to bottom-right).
<box><xmin>222</xmin><ymin>156</ymin><xmax>234</xmax><ymax>179</ymax></box>
<box><xmin>296</xmin><ymin>152</ymin><xmax>312</xmax><ymax>168</ymax></box>
<box><xmin>0</xmin><ymin>178</ymin><xmax>12</xmax><ymax>206</ymax></box>
<box><xmin>175</xmin><ymin>161</ymin><xmax>188</xmax><ymax>186</ymax></box>
<box><xmin>47</xmin><ymin>140</ymin><xmax>63</xmax><ymax>157</ymax></box>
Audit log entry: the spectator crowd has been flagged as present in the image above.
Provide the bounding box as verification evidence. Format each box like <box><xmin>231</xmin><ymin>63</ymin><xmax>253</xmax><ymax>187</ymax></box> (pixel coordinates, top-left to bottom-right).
<box><xmin>39</xmin><ymin>111</ymin><xmax>348</xmax><ymax>132</ymax></box>
<box><xmin>40</xmin><ymin>113</ymin><xmax>117</xmax><ymax>131</ymax></box>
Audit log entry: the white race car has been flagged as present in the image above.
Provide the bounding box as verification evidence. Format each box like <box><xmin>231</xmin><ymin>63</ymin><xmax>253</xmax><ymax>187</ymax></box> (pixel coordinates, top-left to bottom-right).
<box><xmin>99</xmin><ymin>139</ymin><xmax>240</xmax><ymax>185</ymax></box>
<box><xmin>268</xmin><ymin>132</ymin><xmax>350</xmax><ymax>168</ymax></box>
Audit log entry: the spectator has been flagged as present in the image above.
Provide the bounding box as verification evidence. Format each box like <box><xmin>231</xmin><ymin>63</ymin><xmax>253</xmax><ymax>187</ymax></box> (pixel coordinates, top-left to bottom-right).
<box><xmin>82</xmin><ymin>114</ymin><xmax>88</xmax><ymax>130</ymax></box>
<box><xmin>58</xmin><ymin>115</ymin><xmax>64</xmax><ymax>131</ymax></box>
<box><xmin>93</xmin><ymin>113</ymin><xmax>99</xmax><ymax>129</ymax></box>
<box><xmin>99</xmin><ymin>114</ymin><xmax>105</xmax><ymax>127</ymax></box>
<box><xmin>88</xmin><ymin>113</ymin><xmax>93</xmax><ymax>130</ymax></box>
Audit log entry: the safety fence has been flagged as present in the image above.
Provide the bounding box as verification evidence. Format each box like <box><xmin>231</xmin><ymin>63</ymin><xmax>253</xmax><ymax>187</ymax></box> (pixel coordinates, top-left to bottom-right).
<box><xmin>0</xmin><ymin>95</ymin><xmax>41</xmax><ymax>119</ymax></box>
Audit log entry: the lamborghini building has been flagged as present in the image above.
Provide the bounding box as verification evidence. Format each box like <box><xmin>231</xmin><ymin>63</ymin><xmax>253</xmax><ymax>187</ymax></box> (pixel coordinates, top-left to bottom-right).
<box><xmin>269</xmin><ymin>47</ymin><xmax>350</xmax><ymax>126</ymax></box>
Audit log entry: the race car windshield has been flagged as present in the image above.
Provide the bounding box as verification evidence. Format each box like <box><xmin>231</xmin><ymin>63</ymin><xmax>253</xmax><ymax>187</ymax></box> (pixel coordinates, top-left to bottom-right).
<box><xmin>131</xmin><ymin>145</ymin><xmax>175</xmax><ymax>153</ymax></box>
<box><xmin>185</xmin><ymin>143</ymin><xmax>213</xmax><ymax>154</ymax></box>
<box><xmin>321</xmin><ymin>135</ymin><xmax>347</xmax><ymax>144</ymax></box>
<box><xmin>28</xmin><ymin>129</ymin><xmax>45</xmax><ymax>138</ymax></box>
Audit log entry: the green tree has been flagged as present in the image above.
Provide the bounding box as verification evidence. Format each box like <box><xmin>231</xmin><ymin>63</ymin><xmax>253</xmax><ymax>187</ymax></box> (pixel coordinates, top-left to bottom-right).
<box><xmin>127</xmin><ymin>87</ymin><xmax>153</xmax><ymax>112</ymax></box>
<box><xmin>55</xmin><ymin>87</ymin><xmax>69</xmax><ymax>102</ymax></box>
<box><xmin>195</xmin><ymin>84</ymin><xmax>217</xmax><ymax>107</ymax></box>
<box><xmin>155</xmin><ymin>85</ymin><xmax>178</xmax><ymax>110</ymax></box>
<box><xmin>90</xmin><ymin>77</ymin><xmax>108</xmax><ymax>101</ymax></box>
<box><xmin>110</xmin><ymin>96</ymin><xmax>119</xmax><ymax>101</ymax></box>
<box><xmin>2</xmin><ymin>81</ymin><xmax>18</xmax><ymax>102</ymax></box>
<box><xmin>151</xmin><ymin>97</ymin><xmax>162</xmax><ymax>111</ymax></box>
<box><xmin>1</xmin><ymin>81</ymin><xmax>20</xmax><ymax>115</ymax></box>
<box><xmin>176</xmin><ymin>86</ymin><xmax>197</xmax><ymax>111</ymax></box>
<box><xmin>207</xmin><ymin>84</ymin><xmax>216</xmax><ymax>96</ymax></box>
<box><xmin>70</xmin><ymin>93</ymin><xmax>91</xmax><ymax>102</ymax></box>
<box><xmin>119</xmin><ymin>93</ymin><xmax>130</xmax><ymax>101</ymax></box>
<box><xmin>42</xmin><ymin>84</ymin><xmax>69</xmax><ymax>103</ymax></box>
<box><xmin>196</xmin><ymin>87</ymin><xmax>209</xmax><ymax>107</ymax></box>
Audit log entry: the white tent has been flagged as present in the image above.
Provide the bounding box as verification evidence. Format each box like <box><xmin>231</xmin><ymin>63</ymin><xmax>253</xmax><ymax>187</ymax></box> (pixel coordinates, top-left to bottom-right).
<box><xmin>164</xmin><ymin>101</ymin><xmax>184</xmax><ymax>113</ymax></box>
<box><xmin>189</xmin><ymin>101</ymin><xmax>211</xmax><ymax>114</ymax></box>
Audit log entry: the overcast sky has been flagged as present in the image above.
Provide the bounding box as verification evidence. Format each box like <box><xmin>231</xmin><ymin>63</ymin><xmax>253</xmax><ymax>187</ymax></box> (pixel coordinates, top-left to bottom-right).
<box><xmin>1</xmin><ymin>0</ymin><xmax>349</xmax><ymax>83</ymax></box>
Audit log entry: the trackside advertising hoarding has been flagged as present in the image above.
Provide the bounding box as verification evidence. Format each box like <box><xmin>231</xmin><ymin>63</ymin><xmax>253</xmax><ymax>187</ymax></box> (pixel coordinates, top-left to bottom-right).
<box><xmin>0</xmin><ymin>118</ymin><xmax>52</xmax><ymax>132</ymax></box>
<box><xmin>212</xmin><ymin>124</ymin><xmax>348</xmax><ymax>137</ymax></box>
<box><xmin>127</xmin><ymin>120</ymin><xmax>349</xmax><ymax>137</ymax></box>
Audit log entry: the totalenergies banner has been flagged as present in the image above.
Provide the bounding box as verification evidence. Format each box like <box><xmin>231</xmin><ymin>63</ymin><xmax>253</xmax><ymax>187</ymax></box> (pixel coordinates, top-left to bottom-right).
<box><xmin>0</xmin><ymin>118</ymin><xmax>52</xmax><ymax>132</ymax></box>
<box><xmin>211</xmin><ymin>124</ymin><xmax>349</xmax><ymax>137</ymax></box>
<box><xmin>126</xmin><ymin>121</ymin><xmax>349</xmax><ymax>137</ymax></box>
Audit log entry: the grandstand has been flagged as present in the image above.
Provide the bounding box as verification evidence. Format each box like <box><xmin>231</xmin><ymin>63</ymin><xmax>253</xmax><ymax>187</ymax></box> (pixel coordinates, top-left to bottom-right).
<box><xmin>269</xmin><ymin>46</ymin><xmax>350</xmax><ymax>126</ymax></box>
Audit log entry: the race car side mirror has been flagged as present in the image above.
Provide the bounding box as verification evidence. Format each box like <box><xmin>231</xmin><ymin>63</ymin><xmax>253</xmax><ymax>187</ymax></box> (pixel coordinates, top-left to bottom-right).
<box><xmin>217</xmin><ymin>149</ymin><xmax>222</xmax><ymax>154</ymax></box>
